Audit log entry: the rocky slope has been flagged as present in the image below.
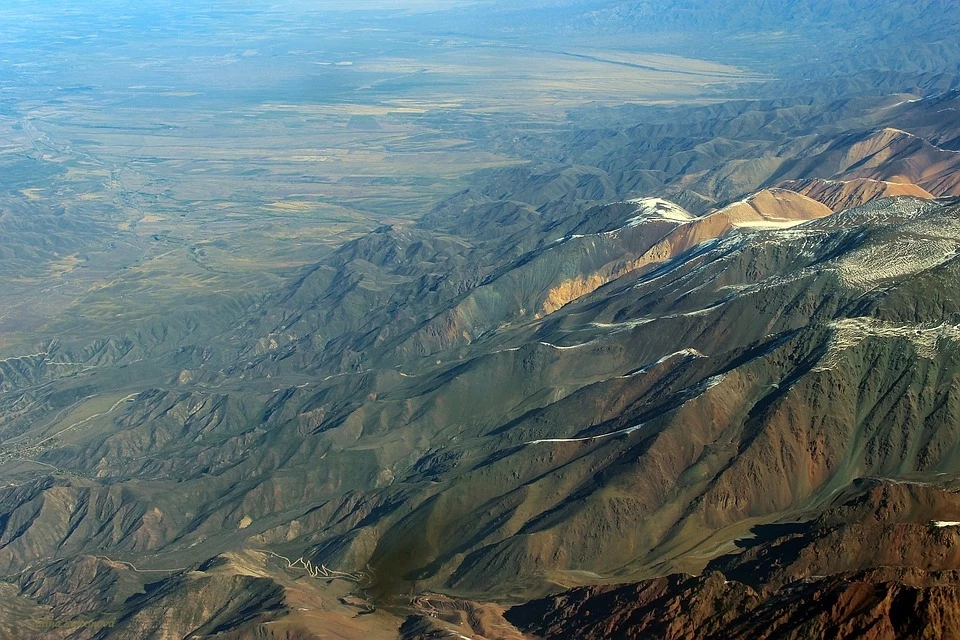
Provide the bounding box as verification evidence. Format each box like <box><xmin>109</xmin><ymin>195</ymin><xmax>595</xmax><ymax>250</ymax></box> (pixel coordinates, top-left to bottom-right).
<box><xmin>3</xmin><ymin>191</ymin><xmax>959</xmax><ymax>636</ymax></box>
<box><xmin>1</xmin><ymin>31</ymin><xmax>960</xmax><ymax>638</ymax></box>
<box><xmin>779</xmin><ymin>178</ymin><xmax>934</xmax><ymax>212</ymax></box>
<box><xmin>507</xmin><ymin>569</ymin><xmax>960</xmax><ymax>640</ymax></box>
<box><xmin>508</xmin><ymin>477</ymin><xmax>960</xmax><ymax>639</ymax></box>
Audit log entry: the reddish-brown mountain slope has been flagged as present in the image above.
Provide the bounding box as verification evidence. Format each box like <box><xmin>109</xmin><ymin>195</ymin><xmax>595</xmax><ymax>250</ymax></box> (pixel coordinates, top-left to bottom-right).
<box><xmin>779</xmin><ymin>177</ymin><xmax>933</xmax><ymax>211</ymax></box>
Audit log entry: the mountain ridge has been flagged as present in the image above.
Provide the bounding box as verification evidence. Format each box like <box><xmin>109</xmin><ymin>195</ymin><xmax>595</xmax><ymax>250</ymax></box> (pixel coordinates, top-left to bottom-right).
<box><xmin>1</xmin><ymin>9</ymin><xmax>960</xmax><ymax>633</ymax></box>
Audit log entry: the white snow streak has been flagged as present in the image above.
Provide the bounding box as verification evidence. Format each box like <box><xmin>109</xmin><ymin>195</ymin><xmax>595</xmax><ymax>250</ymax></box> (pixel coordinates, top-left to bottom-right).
<box><xmin>732</xmin><ymin>219</ymin><xmax>807</xmax><ymax>230</ymax></box>
<box><xmin>525</xmin><ymin>423</ymin><xmax>644</xmax><ymax>445</ymax></box>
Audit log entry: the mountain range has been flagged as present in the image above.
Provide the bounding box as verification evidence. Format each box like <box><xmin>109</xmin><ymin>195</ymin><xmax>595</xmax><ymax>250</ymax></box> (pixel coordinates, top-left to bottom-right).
<box><xmin>2</xmin><ymin>1</ymin><xmax>960</xmax><ymax>638</ymax></box>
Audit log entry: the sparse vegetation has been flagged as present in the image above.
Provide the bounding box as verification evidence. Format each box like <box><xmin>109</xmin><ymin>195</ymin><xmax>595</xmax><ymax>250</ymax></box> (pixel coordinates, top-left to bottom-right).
<box><xmin>1</xmin><ymin>1</ymin><xmax>959</xmax><ymax>638</ymax></box>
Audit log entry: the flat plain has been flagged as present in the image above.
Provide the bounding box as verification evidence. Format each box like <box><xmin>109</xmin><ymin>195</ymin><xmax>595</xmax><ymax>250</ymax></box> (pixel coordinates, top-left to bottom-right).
<box><xmin>0</xmin><ymin>3</ymin><xmax>752</xmax><ymax>356</ymax></box>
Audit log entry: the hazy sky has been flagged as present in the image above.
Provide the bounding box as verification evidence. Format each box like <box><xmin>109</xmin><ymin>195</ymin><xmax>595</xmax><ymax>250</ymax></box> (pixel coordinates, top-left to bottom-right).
<box><xmin>305</xmin><ymin>0</ymin><xmax>495</xmax><ymax>10</ymax></box>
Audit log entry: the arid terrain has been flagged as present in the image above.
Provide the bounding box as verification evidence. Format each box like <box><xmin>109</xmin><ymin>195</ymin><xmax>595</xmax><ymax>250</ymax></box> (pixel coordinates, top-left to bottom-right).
<box><xmin>1</xmin><ymin>1</ymin><xmax>960</xmax><ymax>638</ymax></box>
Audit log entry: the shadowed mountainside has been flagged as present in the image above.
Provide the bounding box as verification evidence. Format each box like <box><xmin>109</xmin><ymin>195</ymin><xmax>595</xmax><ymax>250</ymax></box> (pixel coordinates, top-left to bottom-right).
<box><xmin>507</xmin><ymin>477</ymin><xmax>960</xmax><ymax>639</ymax></box>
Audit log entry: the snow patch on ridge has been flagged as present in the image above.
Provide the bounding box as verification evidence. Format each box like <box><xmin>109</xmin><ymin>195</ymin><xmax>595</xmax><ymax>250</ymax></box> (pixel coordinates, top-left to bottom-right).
<box><xmin>589</xmin><ymin>318</ymin><xmax>655</xmax><ymax>330</ymax></box>
<box><xmin>732</xmin><ymin>219</ymin><xmax>808</xmax><ymax>230</ymax></box>
<box><xmin>539</xmin><ymin>340</ymin><xmax>594</xmax><ymax>350</ymax></box>
<box><xmin>653</xmin><ymin>348</ymin><xmax>705</xmax><ymax>365</ymax></box>
<box><xmin>817</xmin><ymin>318</ymin><xmax>960</xmax><ymax>369</ymax></box>
<box><xmin>624</xmin><ymin>197</ymin><xmax>694</xmax><ymax>225</ymax></box>
<box><xmin>547</xmin><ymin>197</ymin><xmax>690</xmax><ymax>244</ymax></box>
<box><xmin>701</xmin><ymin>373</ymin><xmax>727</xmax><ymax>390</ymax></box>
<box><xmin>807</xmin><ymin>196</ymin><xmax>939</xmax><ymax>230</ymax></box>
<box><xmin>877</xmin><ymin>127</ymin><xmax>960</xmax><ymax>154</ymax></box>
<box><xmin>835</xmin><ymin>237</ymin><xmax>958</xmax><ymax>287</ymax></box>
<box><xmin>615</xmin><ymin>348</ymin><xmax>705</xmax><ymax>379</ymax></box>
<box><xmin>525</xmin><ymin>422</ymin><xmax>645</xmax><ymax>445</ymax></box>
